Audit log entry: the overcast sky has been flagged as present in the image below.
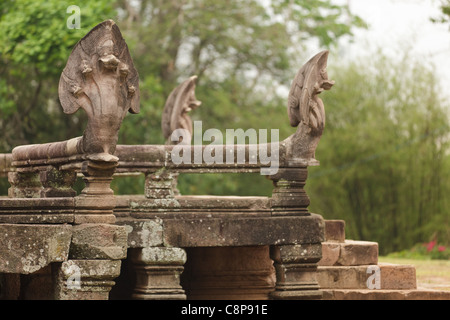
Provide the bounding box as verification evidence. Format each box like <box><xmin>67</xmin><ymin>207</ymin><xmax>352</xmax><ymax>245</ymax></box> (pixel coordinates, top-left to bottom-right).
<box><xmin>335</xmin><ymin>0</ymin><xmax>450</xmax><ymax>97</ymax></box>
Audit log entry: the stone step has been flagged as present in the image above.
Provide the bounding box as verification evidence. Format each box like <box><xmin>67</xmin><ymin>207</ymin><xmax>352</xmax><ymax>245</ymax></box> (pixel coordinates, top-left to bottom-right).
<box><xmin>324</xmin><ymin>220</ymin><xmax>346</xmax><ymax>242</ymax></box>
<box><xmin>322</xmin><ymin>288</ymin><xmax>450</xmax><ymax>300</ymax></box>
<box><xmin>319</xmin><ymin>240</ymin><xmax>379</xmax><ymax>266</ymax></box>
<box><xmin>317</xmin><ymin>263</ymin><xmax>417</xmax><ymax>290</ymax></box>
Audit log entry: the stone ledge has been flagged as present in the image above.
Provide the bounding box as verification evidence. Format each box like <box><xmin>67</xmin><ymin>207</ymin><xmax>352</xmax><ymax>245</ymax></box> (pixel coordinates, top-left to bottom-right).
<box><xmin>117</xmin><ymin>214</ymin><xmax>325</xmax><ymax>248</ymax></box>
<box><xmin>114</xmin><ymin>195</ymin><xmax>272</xmax><ymax>219</ymax></box>
<box><xmin>317</xmin><ymin>264</ymin><xmax>417</xmax><ymax>290</ymax></box>
<box><xmin>163</xmin><ymin>214</ymin><xmax>325</xmax><ymax>247</ymax></box>
<box><xmin>0</xmin><ymin>197</ymin><xmax>75</xmax><ymax>224</ymax></box>
<box><xmin>0</xmin><ymin>224</ymin><xmax>72</xmax><ymax>274</ymax></box>
<box><xmin>115</xmin><ymin>219</ymin><xmax>164</xmax><ymax>248</ymax></box>
<box><xmin>322</xmin><ymin>288</ymin><xmax>450</xmax><ymax>300</ymax></box>
<box><xmin>70</xmin><ymin>224</ymin><xmax>128</xmax><ymax>260</ymax></box>
<box><xmin>319</xmin><ymin>240</ymin><xmax>378</xmax><ymax>266</ymax></box>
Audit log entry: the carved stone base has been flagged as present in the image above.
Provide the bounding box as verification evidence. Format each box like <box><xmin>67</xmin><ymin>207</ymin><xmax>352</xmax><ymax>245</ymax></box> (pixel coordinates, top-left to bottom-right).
<box><xmin>270</xmin><ymin>244</ymin><xmax>322</xmax><ymax>300</ymax></box>
<box><xmin>74</xmin><ymin>196</ymin><xmax>116</xmax><ymax>224</ymax></box>
<box><xmin>130</xmin><ymin>247</ymin><xmax>187</xmax><ymax>300</ymax></box>
<box><xmin>269</xmin><ymin>168</ymin><xmax>310</xmax><ymax>216</ymax></box>
<box><xmin>132</xmin><ymin>265</ymin><xmax>186</xmax><ymax>300</ymax></box>
<box><xmin>73</xmin><ymin>159</ymin><xmax>118</xmax><ymax>224</ymax></box>
<box><xmin>80</xmin><ymin>160</ymin><xmax>116</xmax><ymax>197</ymax></box>
<box><xmin>54</xmin><ymin>260</ymin><xmax>121</xmax><ymax>300</ymax></box>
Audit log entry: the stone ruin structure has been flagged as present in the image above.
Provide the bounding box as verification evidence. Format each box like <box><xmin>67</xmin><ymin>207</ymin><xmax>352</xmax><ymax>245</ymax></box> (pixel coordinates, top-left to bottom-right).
<box><xmin>0</xmin><ymin>20</ymin><xmax>449</xmax><ymax>300</ymax></box>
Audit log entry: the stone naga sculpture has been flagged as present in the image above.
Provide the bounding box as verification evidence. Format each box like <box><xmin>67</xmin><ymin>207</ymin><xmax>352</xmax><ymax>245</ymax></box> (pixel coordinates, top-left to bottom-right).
<box><xmin>285</xmin><ymin>50</ymin><xmax>334</xmax><ymax>163</ymax></box>
<box><xmin>161</xmin><ymin>76</ymin><xmax>202</xmax><ymax>145</ymax></box>
<box><xmin>59</xmin><ymin>20</ymin><xmax>140</xmax><ymax>161</ymax></box>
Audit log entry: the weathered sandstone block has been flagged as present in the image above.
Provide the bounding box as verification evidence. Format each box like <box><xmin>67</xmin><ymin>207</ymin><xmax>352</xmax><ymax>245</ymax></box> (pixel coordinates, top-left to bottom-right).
<box><xmin>0</xmin><ymin>224</ymin><xmax>71</xmax><ymax>274</ymax></box>
<box><xmin>70</xmin><ymin>224</ymin><xmax>128</xmax><ymax>260</ymax></box>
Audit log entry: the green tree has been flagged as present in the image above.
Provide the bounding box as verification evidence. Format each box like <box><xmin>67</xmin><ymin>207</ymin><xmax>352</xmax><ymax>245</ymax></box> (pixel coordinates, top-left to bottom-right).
<box><xmin>0</xmin><ymin>0</ymin><xmax>115</xmax><ymax>151</ymax></box>
<box><xmin>307</xmin><ymin>52</ymin><xmax>450</xmax><ymax>254</ymax></box>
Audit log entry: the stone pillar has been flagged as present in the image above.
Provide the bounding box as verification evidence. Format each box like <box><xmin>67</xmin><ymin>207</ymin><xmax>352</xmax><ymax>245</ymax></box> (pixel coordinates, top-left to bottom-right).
<box><xmin>129</xmin><ymin>247</ymin><xmax>187</xmax><ymax>300</ymax></box>
<box><xmin>53</xmin><ymin>223</ymin><xmax>128</xmax><ymax>300</ymax></box>
<box><xmin>270</xmin><ymin>244</ymin><xmax>322</xmax><ymax>300</ymax></box>
<box><xmin>269</xmin><ymin>167</ymin><xmax>310</xmax><ymax>216</ymax></box>
<box><xmin>75</xmin><ymin>159</ymin><xmax>118</xmax><ymax>224</ymax></box>
<box><xmin>80</xmin><ymin>160</ymin><xmax>116</xmax><ymax>198</ymax></box>
<box><xmin>54</xmin><ymin>260</ymin><xmax>121</xmax><ymax>300</ymax></box>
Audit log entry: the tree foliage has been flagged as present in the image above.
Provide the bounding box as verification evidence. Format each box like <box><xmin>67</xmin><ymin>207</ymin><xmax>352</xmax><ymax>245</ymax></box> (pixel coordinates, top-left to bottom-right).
<box><xmin>307</xmin><ymin>52</ymin><xmax>450</xmax><ymax>254</ymax></box>
<box><xmin>0</xmin><ymin>0</ymin><xmax>115</xmax><ymax>150</ymax></box>
<box><xmin>117</xmin><ymin>0</ymin><xmax>365</xmax><ymax>144</ymax></box>
<box><xmin>112</xmin><ymin>0</ymin><xmax>366</xmax><ymax>195</ymax></box>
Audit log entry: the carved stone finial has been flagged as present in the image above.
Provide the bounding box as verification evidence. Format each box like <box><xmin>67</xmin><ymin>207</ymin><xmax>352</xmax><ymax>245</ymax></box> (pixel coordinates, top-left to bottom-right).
<box><xmin>59</xmin><ymin>20</ymin><xmax>139</xmax><ymax>161</ymax></box>
<box><xmin>286</xmin><ymin>51</ymin><xmax>334</xmax><ymax>162</ymax></box>
<box><xmin>161</xmin><ymin>76</ymin><xmax>201</xmax><ymax>145</ymax></box>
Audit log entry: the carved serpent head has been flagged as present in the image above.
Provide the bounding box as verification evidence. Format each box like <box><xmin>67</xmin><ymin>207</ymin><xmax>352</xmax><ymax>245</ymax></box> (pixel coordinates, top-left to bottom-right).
<box><xmin>59</xmin><ymin>20</ymin><xmax>139</xmax><ymax>160</ymax></box>
<box><xmin>287</xmin><ymin>51</ymin><xmax>334</xmax><ymax>136</ymax></box>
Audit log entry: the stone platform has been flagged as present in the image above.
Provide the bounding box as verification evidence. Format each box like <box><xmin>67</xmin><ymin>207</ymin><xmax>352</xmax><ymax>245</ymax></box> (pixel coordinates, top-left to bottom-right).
<box><xmin>110</xmin><ymin>195</ymin><xmax>325</xmax><ymax>300</ymax></box>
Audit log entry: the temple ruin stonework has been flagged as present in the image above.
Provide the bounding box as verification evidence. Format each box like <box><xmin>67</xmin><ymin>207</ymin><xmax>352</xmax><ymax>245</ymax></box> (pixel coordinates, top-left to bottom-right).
<box><xmin>0</xmin><ymin>20</ymin><xmax>449</xmax><ymax>301</ymax></box>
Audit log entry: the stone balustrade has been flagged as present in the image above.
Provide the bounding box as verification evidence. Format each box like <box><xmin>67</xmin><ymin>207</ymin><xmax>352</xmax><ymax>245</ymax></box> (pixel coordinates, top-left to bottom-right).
<box><xmin>0</xmin><ymin>20</ymin><xmax>334</xmax><ymax>300</ymax></box>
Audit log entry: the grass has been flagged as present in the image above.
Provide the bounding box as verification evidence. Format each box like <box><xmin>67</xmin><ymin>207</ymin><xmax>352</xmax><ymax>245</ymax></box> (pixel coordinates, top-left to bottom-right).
<box><xmin>379</xmin><ymin>257</ymin><xmax>450</xmax><ymax>291</ymax></box>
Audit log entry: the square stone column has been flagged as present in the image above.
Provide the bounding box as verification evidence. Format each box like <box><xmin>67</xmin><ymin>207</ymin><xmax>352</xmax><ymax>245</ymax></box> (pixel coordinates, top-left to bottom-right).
<box><xmin>52</xmin><ymin>223</ymin><xmax>128</xmax><ymax>300</ymax></box>
<box><xmin>53</xmin><ymin>259</ymin><xmax>122</xmax><ymax>300</ymax></box>
<box><xmin>129</xmin><ymin>247</ymin><xmax>187</xmax><ymax>300</ymax></box>
<box><xmin>270</xmin><ymin>243</ymin><xmax>322</xmax><ymax>300</ymax></box>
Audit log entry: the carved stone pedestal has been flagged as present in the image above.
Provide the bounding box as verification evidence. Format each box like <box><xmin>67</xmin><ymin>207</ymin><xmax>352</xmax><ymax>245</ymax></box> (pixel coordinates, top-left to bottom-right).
<box><xmin>75</xmin><ymin>159</ymin><xmax>118</xmax><ymax>224</ymax></box>
<box><xmin>54</xmin><ymin>260</ymin><xmax>121</xmax><ymax>300</ymax></box>
<box><xmin>269</xmin><ymin>168</ymin><xmax>310</xmax><ymax>216</ymax></box>
<box><xmin>130</xmin><ymin>247</ymin><xmax>187</xmax><ymax>300</ymax></box>
<box><xmin>270</xmin><ymin>244</ymin><xmax>322</xmax><ymax>300</ymax></box>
